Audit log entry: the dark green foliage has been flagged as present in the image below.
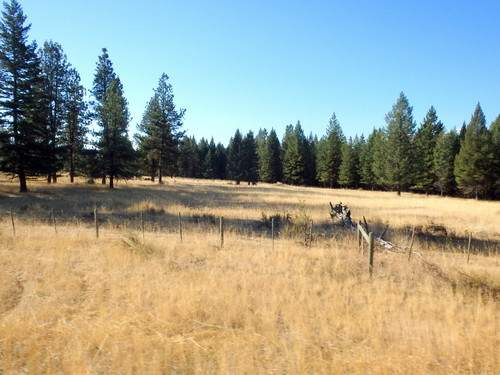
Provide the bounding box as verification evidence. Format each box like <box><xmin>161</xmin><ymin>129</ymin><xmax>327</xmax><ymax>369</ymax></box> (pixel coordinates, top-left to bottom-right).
<box><xmin>213</xmin><ymin>142</ymin><xmax>227</xmax><ymax>180</ymax></box>
<box><xmin>203</xmin><ymin>138</ymin><xmax>216</xmax><ymax>179</ymax></box>
<box><xmin>135</xmin><ymin>73</ymin><xmax>185</xmax><ymax>183</ymax></box>
<box><xmin>282</xmin><ymin>122</ymin><xmax>311</xmax><ymax>185</ymax></box>
<box><xmin>433</xmin><ymin>129</ymin><xmax>460</xmax><ymax>196</ymax></box>
<box><xmin>413</xmin><ymin>106</ymin><xmax>444</xmax><ymax>194</ymax></box>
<box><xmin>0</xmin><ymin>0</ymin><xmax>47</xmax><ymax>191</ymax></box>
<box><xmin>261</xmin><ymin>128</ymin><xmax>282</xmax><ymax>183</ymax></box>
<box><xmin>358</xmin><ymin>130</ymin><xmax>379</xmax><ymax>189</ymax></box>
<box><xmin>371</xmin><ymin>128</ymin><xmax>388</xmax><ymax>187</ymax></box>
<box><xmin>241</xmin><ymin>131</ymin><xmax>259</xmax><ymax>184</ymax></box>
<box><xmin>227</xmin><ymin>129</ymin><xmax>244</xmax><ymax>184</ymax></box>
<box><xmin>96</xmin><ymin>78</ymin><xmax>136</xmax><ymax>188</ymax></box>
<box><xmin>490</xmin><ymin>115</ymin><xmax>500</xmax><ymax>198</ymax></box>
<box><xmin>177</xmin><ymin>136</ymin><xmax>200</xmax><ymax>178</ymax></box>
<box><xmin>454</xmin><ymin>104</ymin><xmax>495</xmax><ymax>198</ymax></box>
<box><xmin>316</xmin><ymin>113</ymin><xmax>343</xmax><ymax>187</ymax></box>
<box><xmin>338</xmin><ymin>136</ymin><xmax>360</xmax><ymax>187</ymax></box>
<box><xmin>384</xmin><ymin>92</ymin><xmax>416</xmax><ymax>195</ymax></box>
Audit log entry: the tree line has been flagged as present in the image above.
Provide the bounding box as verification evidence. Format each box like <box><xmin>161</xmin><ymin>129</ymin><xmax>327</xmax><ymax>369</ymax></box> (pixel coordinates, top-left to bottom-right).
<box><xmin>1</xmin><ymin>1</ymin><xmax>499</xmax><ymax>199</ymax></box>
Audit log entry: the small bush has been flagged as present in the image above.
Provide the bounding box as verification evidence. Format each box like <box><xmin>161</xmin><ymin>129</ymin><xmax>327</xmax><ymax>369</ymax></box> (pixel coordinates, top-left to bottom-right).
<box><xmin>281</xmin><ymin>201</ymin><xmax>313</xmax><ymax>245</ymax></box>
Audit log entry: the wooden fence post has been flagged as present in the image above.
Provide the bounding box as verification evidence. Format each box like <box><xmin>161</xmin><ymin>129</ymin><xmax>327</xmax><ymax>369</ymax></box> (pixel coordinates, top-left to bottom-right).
<box><xmin>220</xmin><ymin>216</ymin><xmax>224</xmax><ymax>248</ymax></box>
<box><xmin>51</xmin><ymin>208</ymin><xmax>57</xmax><ymax>235</ymax></box>
<box><xmin>179</xmin><ymin>212</ymin><xmax>183</xmax><ymax>243</ymax></box>
<box><xmin>467</xmin><ymin>232</ymin><xmax>472</xmax><ymax>264</ymax></box>
<box><xmin>368</xmin><ymin>232</ymin><xmax>374</xmax><ymax>277</ymax></box>
<box><xmin>94</xmin><ymin>206</ymin><xmax>99</xmax><ymax>239</ymax></box>
<box><xmin>357</xmin><ymin>220</ymin><xmax>361</xmax><ymax>252</ymax></box>
<box><xmin>271</xmin><ymin>217</ymin><xmax>275</xmax><ymax>251</ymax></box>
<box><xmin>10</xmin><ymin>209</ymin><xmax>16</xmax><ymax>236</ymax></box>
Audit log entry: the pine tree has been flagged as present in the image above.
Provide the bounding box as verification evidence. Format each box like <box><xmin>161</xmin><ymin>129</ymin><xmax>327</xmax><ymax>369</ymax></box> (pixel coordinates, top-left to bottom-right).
<box><xmin>384</xmin><ymin>92</ymin><xmax>416</xmax><ymax>195</ymax></box>
<box><xmin>96</xmin><ymin>78</ymin><xmax>135</xmax><ymax>188</ymax></box>
<box><xmin>255</xmin><ymin>128</ymin><xmax>268</xmax><ymax>181</ymax></box>
<box><xmin>213</xmin><ymin>142</ymin><xmax>227</xmax><ymax>180</ymax></box>
<box><xmin>359</xmin><ymin>130</ymin><xmax>378</xmax><ymax>189</ymax></box>
<box><xmin>371</xmin><ymin>129</ymin><xmax>387</xmax><ymax>187</ymax></box>
<box><xmin>282</xmin><ymin>122</ymin><xmax>309</xmax><ymax>185</ymax></box>
<box><xmin>241</xmin><ymin>130</ymin><xmax>259</xmax><ymax>184</ymax></box>
<box><xmin>177</xmin><ymin>136</ymin><xmax>199</xmax><ymax>178</ymax></box>
<box><xmin>454</xmin><ymin>104</ymin><xmax>495</xmax><ymax>198</ymax></box>
<box><xmin>490</xmin><ymin>115</ymin><xmax>500</xmax><ymax>198</ymax></box>
<box><xmin>203</xmin><ymin>138</ymin><xmax>216</xmax><ymax>179</ymax></box>
<box><xmin>260</xmin><ymin>128</ymin><xmax>282</xmax><ymax>183</ymax></box>
<box><xmin>39</xmin><ymin>40</ymin><xmax>72</xmax><ymax>183</ymax></box>
<box><xmin>413</xmin><ymin>106</ymin><xmax>444</xmax><ymax>194</ymax></box>
<box><xmin>316</xmin><ymin>113</ymin><xmax>344</xmax><ymax>187</ymax></box>
<box><xmin>0</xmin><ymin>0</ymin><xmax>47</xmax><ymax>192</ymax></box>
<box><xmin>433</xmin><ymin>129</ymin><xmax>460</xmax><ymax>196</ymax></box>
<box><xmin>227</xmin><ymin>129</ymin><xmax>244</xmax><ymax>184</ymax></box>
<box><xmin>61</xmin><ymin>68</ymin><xmax>88</xmax><ymax>182</ymax></box>
<box><xmin>338</xmin><ymin>136</ymin><xmax>360</xmax><ymax>188</ymax></box>
<box><xmin>135</xmin><ymin>73</ymin><xmax>185</xmax><ymax>183</ymax></box>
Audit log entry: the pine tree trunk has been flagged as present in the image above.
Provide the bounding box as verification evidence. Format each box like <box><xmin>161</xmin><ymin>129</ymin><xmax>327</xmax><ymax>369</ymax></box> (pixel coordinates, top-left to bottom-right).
<box><xmin>101</xmin><ymin>175</ymin><xmax>106</xmax><ymax>185</ymax></box>
<box><xmin>109</xmin><ymin>175</ymin><xmax>114</xmax><ymax>189</ymax></box>
<box><xmin>19</xmin><ymin>167</ymin><xmax>28</xmax><ymax>193</ymax></box>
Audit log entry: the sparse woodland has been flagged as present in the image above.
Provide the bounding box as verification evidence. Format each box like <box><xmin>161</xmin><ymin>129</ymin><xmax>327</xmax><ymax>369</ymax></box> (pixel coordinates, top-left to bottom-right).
<box><xmin>1</xmin><ymin>1</ymin><xmax>499</xmax><ymax>199</ymax></box>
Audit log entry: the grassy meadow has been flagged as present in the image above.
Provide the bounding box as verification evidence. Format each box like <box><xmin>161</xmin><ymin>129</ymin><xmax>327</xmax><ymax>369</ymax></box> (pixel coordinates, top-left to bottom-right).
<box><xmin>0</xmin><ymin>176</ymin><xmax>499</xmax><ymax>374</ymax></box>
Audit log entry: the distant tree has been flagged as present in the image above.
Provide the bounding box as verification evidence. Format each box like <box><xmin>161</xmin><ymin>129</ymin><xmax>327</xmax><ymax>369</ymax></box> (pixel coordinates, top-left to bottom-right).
<box><xmin>213</xmin><ymin>142</ymin><xmax>227</xmax><ymax>180</ymax></box>
<box><xmin>282</xmin><ymin>121</ymin><xmax>310</xmax><ymax>185</ymax></box>
<box><xmin>227</xmin><ymin>129</ymin><xmax>244</xmax><ymax>184</ymax></box>
<box><xmin>241</xmin><ymin>130</ymin><xmax>259</xmax><ymax>184</ymax></box>
<box><xmin>490</xmin><ymin>115</ymin><xmax>500</xmax><ymax>198</ymax></box>
<box><xmin>258</xmin><ymin>128</ymin><xmax>282</xmax><ymax>183</ymax></box>
<box><xmin>433</xmin><ymin>129</ymin><xmax>460</xmax><ymax>196</ymax></box>
<box><xmin>0</xmin><ymin>0</ymin><xmax>47</xmax><ymax>192</ymax></box>
<box><xmin>384</xmin><ymin>92</ymin><xmax>416</xmax><ymax>195</ymax></box>
<box><xmin>454</xmin><ymin>104</ymin><xmax>495</xmax><ymax>198</ymax></box>
<box><xmin>92</xmin><ymin>48</ymin><xmax>117</xmax><ymax>184</ymax></box>
<box><xmin>39</xmin><ymin>40</ymin><xmax>72</xmax><ymax>183</ymax></box>
<box><xmin>255</xmin><ymin>128</ymin><xmax>268</xmax><ymax>181</ymax></box>
<box><xmin>177</xmin><ymin>136</ymin><xmax>199</xmax><ymax>178</ymax></box>
<box><xmin>413</xmin><ymin>106</ymin><xmax>444</xmax><ymax>194</ymax></box>
<box><xmin>316</xmin><ymin>113</ymin><xmax>344</xmax><ymax>187</ymax></box>
<box><xmin>338</xmin><ymin>136</ymin><xmax>360</xmax><ymax>188</ymax></box>
<box><xmin>96</xmin><ymin>78</ymin><xmax>135</xmax><ymax>188</ymax></box>
<box><xmin>203</xmin><ymin>138</ymin><xmax>217</xmax><ymax>179</ymax></box>
<box><xmin>61</xmin><ymin>68</ymin><xmax>88</xmax><ymax>182</ymax></box>
<box><xmin>135</xmin><ymin>73</ymin><xmax>185</xmax><ymax>183</ymax></box>
<box><xmin>359</xmin><ymin>129</ymin><xmax>380</xmax><ymax>190</ymax></box>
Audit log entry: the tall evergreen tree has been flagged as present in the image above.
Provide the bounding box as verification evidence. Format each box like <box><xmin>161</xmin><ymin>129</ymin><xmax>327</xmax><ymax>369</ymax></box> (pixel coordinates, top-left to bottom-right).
<box><xmin>96</xmin><ymin>78</ymin><xmax>135</xmax><ymax>188</ymax></box>
<box><xmin>241</xmin><ymin>130</ymin><xmax>259</xmax><ymax>184</ymax></box>
<box><xmin>203</xmin><ymin>138</ymin><xmax>217</xmax><ymax>179</ymax></box>
<box><xmin>213</xmin><ymin>142</ymin><xmax>227</xmax><ymax>180</ymax></box>
<box><xmin>0</xmin><ymin>0</ymin><xmax>47</xmax><ymax>192</ymax></box>
<box><xmin>61</xmin><ymin>68</ymin><xmax>88</xmax><ymax>182</ymax></box>
<box><xmin>384</xmin><ymin>92</ymin><xmax>416</xmax><ymax>195</ymax></box>
<box><xmin>433</xmin><ymin>129</ymin><xmax>460</xmax><ymax>196</ymax></box>
<box><xmin>413</xmin><ymin>106</ymin><xmax>444</xmax><ymax>194</ymax></box>
<box><xmin>39</xmin><ymin>40</ymin><xmax>72</xmax><ymax>183</ymax></box>
<box><xmin>177</xmin><ymin>135</ymin><xmax>199</xmax><ymax>178</ymax></box>
<box><xmin>135</xmin><ymin>73</ymin><xmax>185</xmax><ymax>183</ymax></box>
<box><xmin>370</xmin><ymin>128</ymin><xmax>388</xmax><ymax>187</ymax></box>
<box><xmin>316</xmin><ymin>113</ymin><xmax>344</xmax><ymax>187</ymax></box>
<box><xmin>338</xmin><ymin>136</ymin><xmax>360</xmax><ymax>188</ymax></box>
<box><xmin>490</xmin><ymin>115</ymin><xmax>500</xmax><ymax>198</ymax></box>
<box><xmin>255</xmin><ymin>128</ymin><xmax>268</xmax><ymax>181</ymax></box>
<box><xmin>282</xmin><ymin>121</ymin><xmax>310</xmax><ymax>185</ymax></box>
<box><xmin>454</xmin><ymin>104</ymin><xmax>495</xmax><ymax>198</ymax></box>
<box><xmin>358</xmin><ymin>129</ymin><xmax>378</xmax><ymax>189</ymax></box>
<box><xmin>259</xmin><ymin>128</ymin><xmax>282</xmax><ymax>183</ymax></box>
<box><xmin>227</xmin><ymin>129</ymin><xmax>244</xmax><ymax>184</ymax></box>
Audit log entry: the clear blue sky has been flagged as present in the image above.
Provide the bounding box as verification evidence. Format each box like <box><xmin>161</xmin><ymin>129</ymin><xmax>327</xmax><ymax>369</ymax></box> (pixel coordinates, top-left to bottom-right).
<box><xmin>19</xmin><ymin>0</ymin><xmax>500</xmax><ymax>145</ymax></box>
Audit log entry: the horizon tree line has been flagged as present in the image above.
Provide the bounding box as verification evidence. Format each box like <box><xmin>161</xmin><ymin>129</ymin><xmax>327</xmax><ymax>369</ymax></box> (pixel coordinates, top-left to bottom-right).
<box><xmin>1</xmin><ymin>0</ymin><xmax>499</xmax><ymax>200</ymax></box>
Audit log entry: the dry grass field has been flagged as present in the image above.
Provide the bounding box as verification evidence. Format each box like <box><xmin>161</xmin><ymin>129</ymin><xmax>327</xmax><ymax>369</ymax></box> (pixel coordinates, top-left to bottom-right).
<box><xmin>0</xmin><ymin>176</ymin><xmax>499</xmax><ymax>374</ymax></box>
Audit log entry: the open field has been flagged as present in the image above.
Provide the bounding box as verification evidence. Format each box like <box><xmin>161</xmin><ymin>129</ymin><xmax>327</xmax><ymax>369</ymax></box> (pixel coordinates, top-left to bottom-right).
<box><xmin>0</xmin><ymin>177</ymin><xmax>499</xmax><ymax>374</ymax></box>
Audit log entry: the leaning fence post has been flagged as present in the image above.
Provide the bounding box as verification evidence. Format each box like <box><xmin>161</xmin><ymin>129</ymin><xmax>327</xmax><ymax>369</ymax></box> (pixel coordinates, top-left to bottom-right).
<box><xmin>51</xmin><ymin>208</ymin><xmax>57</xmax><ymax>235</ymax></box>
<box><xmin>271</xmin><ymin>217</ymin><xmax>275</xmax><ymax>251</ymax></box>
<box><xmin>220</xmin><ymin>216</ymin><xmax>224</xmax><ymax>248</ymax></box>
<box><xmin>94</xmin><ymin>206</ymin><xmax>99</xmax><ymax>238</ymax></box>
<box><xmin>368</xmin><ymin>232</ymin><xmax>374</xmax><ymax>277</ymax></box>
<box><xmin>179</xmin><ymin>212</ymin><xmax>183</xmax><ymax>243</ymax></box>
<box><xmin>357</xmin><ymin>220</ymin><xmax>362</xmax><ymax>252</ymax></box>
<box><xmin>10</xmin><ymin>209</ymin><xmax>16</xmax><ymax>236</ymax></box>
<box><xmin>467</xmin><ymin>232</ymin><xmax>472</xmax><ymax>264</ymax></box>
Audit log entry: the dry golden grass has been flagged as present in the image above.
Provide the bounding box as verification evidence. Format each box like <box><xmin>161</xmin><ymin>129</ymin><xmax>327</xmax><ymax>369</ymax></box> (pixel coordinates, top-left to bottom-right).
<box><xmin>0</xmin><ymin>177</ymin><xmax>499</xmax><ymax>374</ymax></box>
